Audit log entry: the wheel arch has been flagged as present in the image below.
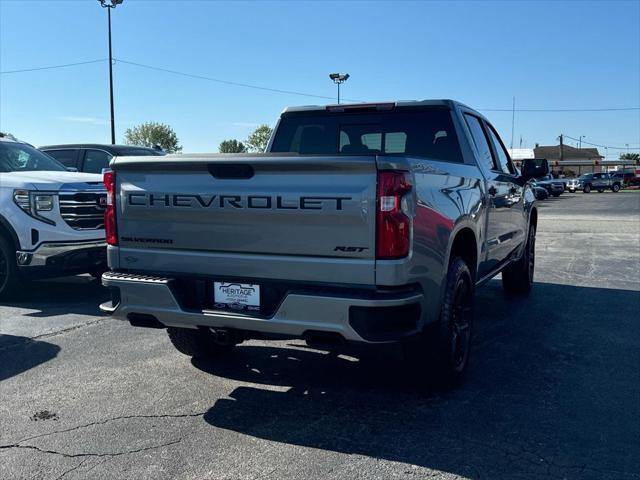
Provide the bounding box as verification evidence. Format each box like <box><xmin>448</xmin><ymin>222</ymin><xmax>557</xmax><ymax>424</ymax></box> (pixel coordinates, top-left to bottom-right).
<box><xmin>0</xmin><ymin>215</ymin><xmax>19</xmax><ymax>250</ymax></box>
<box><xmin>447</xmin><ymin>226</ymin><xmax>478</xmax><ymax>283</ymax></box>
<box><xmin>529</xmin><ymin>206</ymin><xmax>538</xmax><ymax>231</ymax></box>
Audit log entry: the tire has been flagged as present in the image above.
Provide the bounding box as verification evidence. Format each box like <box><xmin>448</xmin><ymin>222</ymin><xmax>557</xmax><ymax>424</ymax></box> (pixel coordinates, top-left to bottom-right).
<box><xmin>403</xmin><ymin>257</ymin><xmax>474</xmax><ymax>389</ymax></box>
<box><xmin>502</xmin><ymin>223</ymin><xmax>536</xmax><ymax>295</ymax></box>
<box><xmin>583</xmin><ymin>184</ymin><xmax>591</xmax><ymax>193</ymax></box>
<box><xmin>552</xmin><ymin>192</ymin><xmax>561</xmax><ymax>197</ymax></box>
<box><xmin>167</xmin><ymin>327</ymin><xmax>234</xmax><ymax>358</ymax></box>
<box><xmin>0</xmin><ymin>236</ymin><xmax>22</xmax><ymax>299</ymax></box>
<box><xmin>612</xmin><ymin>183</ymin><xmax>621</xmax><ymax>193</ymax></box>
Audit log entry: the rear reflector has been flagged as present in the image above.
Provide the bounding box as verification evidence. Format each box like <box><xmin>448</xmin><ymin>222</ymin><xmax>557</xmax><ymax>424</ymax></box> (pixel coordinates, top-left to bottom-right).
<box><xmin>376</xmin><ymin>171</ymin><xmax>411</xmax><ymax>259</ymax></box>
<box><xmin>103</xmin><ymin>171</ymin><xmax>117</xmax><ymax>246</ymax></box>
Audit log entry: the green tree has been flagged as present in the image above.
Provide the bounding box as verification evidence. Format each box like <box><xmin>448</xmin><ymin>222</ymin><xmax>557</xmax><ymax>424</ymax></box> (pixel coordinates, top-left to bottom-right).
<box><xmin>245</xmin><ymin>124</ymin><xmax>273</xmax><ymax>153</ymax></box>
<box><xmin>219</xmin><ymin>139</ymin><xmax>247</xmax><ymax>153</ymax></box>
<box><xmin>620</xmin><ymin>152</ymin><xmax>640</xmax><ymax>164</ymax></box>
<box><xmin>124</xmin><ymin>122</ymin><xmax>182</xmax><ymax>153</ymax></box>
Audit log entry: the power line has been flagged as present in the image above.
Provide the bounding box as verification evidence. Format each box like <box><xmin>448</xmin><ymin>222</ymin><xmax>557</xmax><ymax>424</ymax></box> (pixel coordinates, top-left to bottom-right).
<box><xmin>0</xmin><ymin>59</ymin><xmax>107</xmax><ymax>74</ymax></box>
<box><xmin>2</xmin><ymin>57</ymin><xmax>640</xmax><ymax>114</ymax></box>
<box><xmin>563</xmin><ymin>135</ymin><xmax>640</xmax><ymax>150</ymax></box>
<box><xmin>114</xmin><ymin>58</ymin><xmax>356</xmax><ymax>102</ymax></box>
<box><xmin>481</xmin><ymin>107</ymin><xmax>640</xmax><ymax>112</ymax></box>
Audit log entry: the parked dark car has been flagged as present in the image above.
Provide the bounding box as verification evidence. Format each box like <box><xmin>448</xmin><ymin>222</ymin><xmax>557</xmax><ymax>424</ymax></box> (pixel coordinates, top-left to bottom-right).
<box><xmin>529</xmin><ymin>180</ymin><xmax>549</xmax><ymax>200</ymax></box>
<box><xmin>570</xmin><ymin>172</ymin><xmax>622</xmax><ymax>193</ymax></box>
<box><xmin>536</xmin><ymin>174</ymin><xmax>564</xmax><ymax>197</ymax></box>
<box><xmin>39</xmin><ymin>144</ymin><xmax>165</xmax><ymax>174</ymax></box>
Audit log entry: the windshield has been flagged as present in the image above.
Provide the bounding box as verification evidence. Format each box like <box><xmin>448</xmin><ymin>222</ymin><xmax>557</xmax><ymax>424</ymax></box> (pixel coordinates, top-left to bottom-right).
<box><xmin>0</xmin><ymin>142</ymin><xmax>66</xmax><ymax>173</ymax></box>
<box><xmin>271</xmin><ymin>109</ymin><xmax>463</xmax><ymax>163</ymax></box>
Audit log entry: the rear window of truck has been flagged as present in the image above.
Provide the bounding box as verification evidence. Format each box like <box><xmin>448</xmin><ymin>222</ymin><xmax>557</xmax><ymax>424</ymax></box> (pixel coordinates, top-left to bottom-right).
<box><xmin>271</xmin><ymin>109</ymin><xmax>463</xmax><ymax>163</ymax></box>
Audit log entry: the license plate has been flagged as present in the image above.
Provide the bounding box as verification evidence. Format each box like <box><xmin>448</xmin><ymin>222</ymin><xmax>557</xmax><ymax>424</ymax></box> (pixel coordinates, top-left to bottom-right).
<box><xmin>214</xmin><ymin>282</ymin><xmax>260</xmax><ymax>311</ymax></box>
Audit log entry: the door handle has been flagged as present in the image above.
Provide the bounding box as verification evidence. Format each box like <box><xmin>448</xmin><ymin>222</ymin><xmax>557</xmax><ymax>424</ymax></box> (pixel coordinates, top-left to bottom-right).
<box><xmin>488</xmin><ymin>186</ymin><xmax>498</xmax><ymax>196</ymax></box>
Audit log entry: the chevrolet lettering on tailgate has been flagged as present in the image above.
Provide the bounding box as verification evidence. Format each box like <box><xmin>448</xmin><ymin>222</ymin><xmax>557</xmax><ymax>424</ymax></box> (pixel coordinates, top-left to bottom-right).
<box><xmin>127</xmin><ymin>193</ymin><xmax>352</xmax><ymax>210</ymax></box>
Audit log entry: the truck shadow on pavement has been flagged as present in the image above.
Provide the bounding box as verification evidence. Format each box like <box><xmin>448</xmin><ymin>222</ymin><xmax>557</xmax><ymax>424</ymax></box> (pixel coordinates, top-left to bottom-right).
<box><xmin>0</xmin><ymin>334</ymin><xmax>60</xmax><ymax>381</ymax></box>
<box><xmin>196</xmin><ymin>280</ymin><xmax>640</xmax><ymax>479</ymax></box>
<box><xmin>1</xmin><ymin>275</ymin><xmax>109</xmax><ymax>318</ymax></box>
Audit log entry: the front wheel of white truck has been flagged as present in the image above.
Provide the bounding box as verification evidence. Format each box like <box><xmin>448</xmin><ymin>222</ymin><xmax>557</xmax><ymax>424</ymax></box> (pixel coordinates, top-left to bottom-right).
<box><xmin>0</xmin><ymin>236</ymin><xmax>22</xmax><ymax>300</ymax></box>
<box><xmin>403</xmin><ymin>257</ymin><xmax>474</xmax><ymax>390</ymax></box>
<box><xmin>167</xmin><ymin>327</ymin><xmax>235</xmax><ymax>358</ymax></box>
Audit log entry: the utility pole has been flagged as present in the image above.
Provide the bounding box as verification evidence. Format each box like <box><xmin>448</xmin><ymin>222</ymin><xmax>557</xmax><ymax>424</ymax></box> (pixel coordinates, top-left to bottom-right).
<box><xmin>510</xmin><ymin>96</ymin><xmax>515</xmax><ymax>149</ymax></box>
<box><xmin>98</xmin><ymin>0</ymin><xmax>124</xmax><ymax>145</ymax></box>
<box><xmin>559</xmin><ymin>134</ymin><xmax>564</xmax><ymax>163</ymax></box>
<box><xmin>579</xmin><ymin>135</ymin><xmax>586</xmax><ymax>149</ymax></box>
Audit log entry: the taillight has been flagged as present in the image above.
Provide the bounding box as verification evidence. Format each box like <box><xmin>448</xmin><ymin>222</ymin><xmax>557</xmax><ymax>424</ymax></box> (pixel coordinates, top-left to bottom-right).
<box><xmin>376</xmin><ymin>171</ymin><xmax>412</xmax><ymax>259</ymax></box>
<box><xmin>103</xmin><ymin>171</ymin><xmax>117</xmax><ymax>246</ymax></box>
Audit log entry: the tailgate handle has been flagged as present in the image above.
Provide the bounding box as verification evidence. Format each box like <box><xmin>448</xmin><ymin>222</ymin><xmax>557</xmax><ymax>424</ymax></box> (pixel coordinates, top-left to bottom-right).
<box><xmin>208</xmin><ymin>164</ymin><xmax>254</xmax><ymax>179</ymax></box>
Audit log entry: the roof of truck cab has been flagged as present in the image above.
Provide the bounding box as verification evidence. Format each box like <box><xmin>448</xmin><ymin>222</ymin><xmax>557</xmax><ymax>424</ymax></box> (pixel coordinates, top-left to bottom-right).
<box><xmin>281</xmin><ymin>99</ymin><xmax>473</xmax><ymax>114</ymax></box>
<box><xmin>39</xmin><ymin>144</ymin><xmax>162</xmax><ymax>154</ymax></box>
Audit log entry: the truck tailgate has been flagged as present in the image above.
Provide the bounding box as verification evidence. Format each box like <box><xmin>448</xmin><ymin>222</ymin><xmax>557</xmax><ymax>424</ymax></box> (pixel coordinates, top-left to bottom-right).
<box><xmin>113</xmin><ymin>155</ymin><xmax>377</xmax><ymax>284</ymax></box>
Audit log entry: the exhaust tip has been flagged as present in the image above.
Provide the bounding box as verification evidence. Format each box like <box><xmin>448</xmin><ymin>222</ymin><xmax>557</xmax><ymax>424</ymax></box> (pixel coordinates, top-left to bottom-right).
<box><xmin>303</xmin><ymin>330</ymin><xmax>346</xmax><ymax>351</ymax></box>
<box><xmin>127</xmin><ymin>313</ymin><xmax>165</xmax><ymax>329</ymax></box>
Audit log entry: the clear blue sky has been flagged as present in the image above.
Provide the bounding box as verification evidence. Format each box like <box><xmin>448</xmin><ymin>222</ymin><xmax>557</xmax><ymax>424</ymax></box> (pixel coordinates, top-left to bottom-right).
<box><xmin>1</xmin><ymin>0</ymin><xmax>639</xmax><ymax>157</ymax></box>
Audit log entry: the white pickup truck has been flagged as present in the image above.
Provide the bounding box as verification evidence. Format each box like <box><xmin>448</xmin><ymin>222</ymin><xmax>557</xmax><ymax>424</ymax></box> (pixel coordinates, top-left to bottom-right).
<box><xmin>0</xmin><ymin>134</ymin><xmax>107</xmax><ymax>297</ymax></box>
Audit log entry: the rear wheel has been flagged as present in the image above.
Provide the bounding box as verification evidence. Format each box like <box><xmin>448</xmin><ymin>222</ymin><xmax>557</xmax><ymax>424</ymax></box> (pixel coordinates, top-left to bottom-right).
<box><xmin>0</xmin><ymin>236</ymin><xmax>22</xmax><ymax>299</ymax></box>
<box><xmin>583</xmin><ymin>184</ymin><xmax>591</xmax><ymax>193</ymax></box>
<box><xmin>612</xmin><ymin>183</ymin><xmax>621</xmax><ymax>192</ymax></box>
<box><xmin>403</xmin><ymin>257</ymin><xmax>474</xmax><ymax>389</ymax></box>
<box><xmin>167</xmin><ymin>327</ymin><xmax>235</xmax><ymax>358</ymax></box>
<box><xmin>502</xmin><ymin>223</ymin><xmax>536</xmax><ymax>295</ymax></box>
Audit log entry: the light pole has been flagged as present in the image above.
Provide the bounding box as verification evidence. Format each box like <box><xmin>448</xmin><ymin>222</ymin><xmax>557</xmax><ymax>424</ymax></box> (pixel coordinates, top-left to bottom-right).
<box><xmin>98</xmin><ymin>0</ymin><xmax>123</xmax><ymax>145</ymax></box>
<box><xmin>579</xmin><ymin>135</ymin><xmax>586</xmax><ymax>149</ymax></box>
<box><xmin>329</xmin><ymin>73</ymin><xmax>350</xmax><ymax>104</ymax></box>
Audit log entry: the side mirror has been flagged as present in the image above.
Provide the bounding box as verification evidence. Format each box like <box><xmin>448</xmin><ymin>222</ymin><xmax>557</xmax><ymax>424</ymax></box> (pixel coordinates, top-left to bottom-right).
<box><xmin>65</xmin><ymin>166</ymin><xmax>78</xmax><ymax>172</ymax></box>
<box><xmin>521</xmin><ymin>158</ymin><xmax>549</xmax><ymax>181</ymax></box>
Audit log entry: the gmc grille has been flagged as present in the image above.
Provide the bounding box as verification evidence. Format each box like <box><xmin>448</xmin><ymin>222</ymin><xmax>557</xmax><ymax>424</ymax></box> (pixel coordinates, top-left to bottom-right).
<box><xmin>59</xmin><ymin>192</ymin><xmax>107</xmax><ymax>230</ymax></box>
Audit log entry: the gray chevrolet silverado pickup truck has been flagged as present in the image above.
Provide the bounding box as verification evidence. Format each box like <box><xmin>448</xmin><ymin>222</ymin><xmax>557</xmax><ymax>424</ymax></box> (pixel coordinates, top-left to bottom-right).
<box><xmin>101</xmin><ymin>100</ymin><xmax>545</xmax><ymax>386</ymax></box>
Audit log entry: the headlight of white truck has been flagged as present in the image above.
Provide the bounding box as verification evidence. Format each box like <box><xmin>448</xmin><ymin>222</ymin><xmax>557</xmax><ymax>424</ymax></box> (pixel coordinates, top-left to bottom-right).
<box><xmin>13</xmin><ymin>189</ymin><xmax>56</xmax><ymax>225</ymax></box>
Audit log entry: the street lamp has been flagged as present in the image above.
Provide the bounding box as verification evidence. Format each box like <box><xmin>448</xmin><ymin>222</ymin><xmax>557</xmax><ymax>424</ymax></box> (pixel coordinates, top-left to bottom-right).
<box><xmin>329</xmin><ymin>73</ymin><xmax>350</xmax><ymax>104</ymax></box>
<box><xmin>579</xmin><ymin>135</ymin><xmax>586</xmax><ymax>148</ymax></box>
<box><xmin>98</xmin><ymin>0</ymin><xmax>124</xmax><ymax>145</ymax></box>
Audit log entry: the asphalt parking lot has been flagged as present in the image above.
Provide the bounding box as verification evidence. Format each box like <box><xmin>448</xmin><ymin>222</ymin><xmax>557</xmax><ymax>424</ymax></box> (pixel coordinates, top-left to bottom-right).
<box><xmin>1</xmin><ymin>192</ymin><xmax>639</xmax><ymax>480</ymax></box>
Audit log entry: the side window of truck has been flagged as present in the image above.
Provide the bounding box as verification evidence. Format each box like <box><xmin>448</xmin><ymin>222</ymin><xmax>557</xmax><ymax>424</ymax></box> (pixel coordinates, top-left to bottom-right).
<box><xmin>485</xmin><ymin>124</ymin><xmax>516</xmax><ymax>175</ymax></box>
<box><xmin>464</xmin><ymin>114</ymin><xmax>496</xmax><ymax>171</ymax></box>
<box><xmin>44</xmin><ymin>149</ymin><xmax>78</xmax><ymax>169</ymax></box>
<box><xmin>83</xmin><ymin>149</ymin><xmax>113</xmax><ymax>174</ymax></box>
